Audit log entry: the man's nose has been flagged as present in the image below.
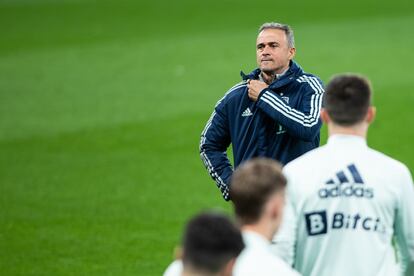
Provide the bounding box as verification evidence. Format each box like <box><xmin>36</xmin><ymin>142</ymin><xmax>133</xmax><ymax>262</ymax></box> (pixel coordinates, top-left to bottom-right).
<box><xmin>262</xmin><ymin>45</ymin><xmax>271</xmax><ymax>55</ymax></box>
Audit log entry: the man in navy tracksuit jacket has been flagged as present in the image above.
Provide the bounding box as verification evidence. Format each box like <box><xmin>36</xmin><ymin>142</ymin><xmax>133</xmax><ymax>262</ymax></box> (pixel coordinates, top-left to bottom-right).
<box><xmin>200</xmin><ymin>22</ymin><xmax>324</xmax><ymax>200</ymax></box>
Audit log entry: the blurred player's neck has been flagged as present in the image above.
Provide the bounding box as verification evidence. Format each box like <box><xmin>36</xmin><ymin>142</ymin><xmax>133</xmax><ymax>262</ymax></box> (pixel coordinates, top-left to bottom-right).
<box><xmin>328</xmin><ymin>122</ymin><xmax>368</xmax><ymax>139</ymax></box>
<box><xmin>241</xmin><ymin>194</ymin><xmax>283</xmax><ymax>241</ymax></box>
<box><xmin>242</xmin><ymin>219</ymin><xmax>276</xmax><ymax>242</ymax></box>
<box><xmin>182</xmin><ymin>267</ymin><xmax>220</xmax><ymax>276</ymax></box>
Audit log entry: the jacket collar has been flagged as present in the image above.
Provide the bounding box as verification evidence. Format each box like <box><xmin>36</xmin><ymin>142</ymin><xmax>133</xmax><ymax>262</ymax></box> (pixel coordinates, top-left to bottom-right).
<box><xmin>240</xmin><ymin>60</ymin><xmax>304</xmax><ymax>89</ymax></box>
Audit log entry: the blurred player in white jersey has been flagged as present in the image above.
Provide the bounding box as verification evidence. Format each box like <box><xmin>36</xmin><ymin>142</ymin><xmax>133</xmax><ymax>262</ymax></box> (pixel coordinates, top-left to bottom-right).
<box><xmin>271</xmin><ymin>74</ymin><xmax>414</xmax><ymax>276</ymax></box>
<box><xmin>164</xmin><ymin>212</ymin><xmax>244</xmax><ymax>276</ymax></box>
<box><xmin>165</xmin><ymin>158</ymin><xmax>300</xmax><ymax>276</ymax></box>
<box><xmin>230</xmin><ymin>158</ymin><xmax>300</xmax><ymax>276</ymax></box>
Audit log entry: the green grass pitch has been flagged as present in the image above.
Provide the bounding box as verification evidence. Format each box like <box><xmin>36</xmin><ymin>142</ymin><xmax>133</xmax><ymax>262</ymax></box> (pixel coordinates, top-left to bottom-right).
<box><xmin>1</xmin><ymin>0</ymin><xmax>413</xmax><ymax>275</ymax></box>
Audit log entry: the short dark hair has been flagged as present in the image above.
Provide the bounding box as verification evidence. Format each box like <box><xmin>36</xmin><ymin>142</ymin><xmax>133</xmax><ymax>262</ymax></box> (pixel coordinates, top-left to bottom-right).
<box><xmin>182</xmin><ymin>212</ymin><xmax>244</xmax><ymax>273</ymax></box>
<box><xmin>324</xmin><ymin>74</ymin><xmax>372</xmax><ymax>126</ymax></box>
<box><xmin>230</xmin><ymin>158</ymin><xmax>286</xmax><ymax>225</ymax></box>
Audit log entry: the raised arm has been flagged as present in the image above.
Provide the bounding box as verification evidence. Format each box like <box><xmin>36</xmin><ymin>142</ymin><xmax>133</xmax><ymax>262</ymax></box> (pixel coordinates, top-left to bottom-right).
<box><xmin>249</xmin><ymin>76</ymin><xmax>324</xmax><ymax>141</ymax></box>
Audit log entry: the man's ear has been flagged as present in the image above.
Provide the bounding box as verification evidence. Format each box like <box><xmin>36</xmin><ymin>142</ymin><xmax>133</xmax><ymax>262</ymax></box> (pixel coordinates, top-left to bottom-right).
<box><xmin>320</xmin><ymin>108</ymin><xmax>330</xmax><ymax>124</ymax></box>
<box><xmin>288</xmin><ymin>47</ymin><xmax>296</xmax><ymax>60</ymax></box>
<box><xmin>366</xmin><ymin>106</ymin><xmax>376</xmax><ymax>123</ymax></box>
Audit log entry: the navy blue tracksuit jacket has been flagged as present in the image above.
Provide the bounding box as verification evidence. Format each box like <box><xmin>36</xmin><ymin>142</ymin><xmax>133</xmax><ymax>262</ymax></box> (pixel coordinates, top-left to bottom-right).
<box><xmin>200</xmin><ymin>61</ymin><xmax>324</xmax><ymax>200</ymax></box>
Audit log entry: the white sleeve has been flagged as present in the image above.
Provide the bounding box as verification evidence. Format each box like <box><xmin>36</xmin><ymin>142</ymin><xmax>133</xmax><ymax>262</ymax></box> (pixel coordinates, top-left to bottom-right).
<box><xmin>270</xmin><ymin>170</ymin><xmax>298</xmax><ymax>266</ymax></box>
<box><xmin>394</xmin><ymin>166</ymin><xmax>414</xmax><ymax>276</ymax></box>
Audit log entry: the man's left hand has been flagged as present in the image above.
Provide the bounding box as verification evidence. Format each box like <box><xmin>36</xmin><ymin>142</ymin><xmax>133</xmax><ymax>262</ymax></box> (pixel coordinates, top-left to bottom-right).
<box><xmin>247</xmin><ymin>80</ymin><xmax>268</xmax><ymax>102</ymax></box>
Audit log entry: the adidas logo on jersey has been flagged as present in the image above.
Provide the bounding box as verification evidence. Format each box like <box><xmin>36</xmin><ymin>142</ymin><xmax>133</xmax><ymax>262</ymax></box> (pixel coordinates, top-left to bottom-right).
<box><xmin>318</xmin><ymin>164</ymin><xmax>374</xmax><ymax>199</ymax></box>
<box><xmin>241</xmin><ymin>107</ymin><xmax>253</xmax><ymax>117</ymax></box>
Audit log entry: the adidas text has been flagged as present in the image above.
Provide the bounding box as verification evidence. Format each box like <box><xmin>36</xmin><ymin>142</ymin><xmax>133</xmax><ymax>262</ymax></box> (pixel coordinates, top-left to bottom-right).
<box><xmin>319</xmin><ymin>184</ymin><xmax>374</xmax><ymax>199</ymax></box>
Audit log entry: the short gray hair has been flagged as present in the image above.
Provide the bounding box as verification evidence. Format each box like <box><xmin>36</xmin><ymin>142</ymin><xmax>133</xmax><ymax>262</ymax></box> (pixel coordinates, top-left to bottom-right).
<box><xmin>258</xmin><ymin>22</ymin><xmax>295</xmax><ymax>48</ymax></box>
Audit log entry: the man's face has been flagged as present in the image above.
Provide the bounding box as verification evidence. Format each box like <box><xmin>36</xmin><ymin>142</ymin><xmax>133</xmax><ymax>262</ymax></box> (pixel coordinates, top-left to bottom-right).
<box><xmin>256</xmin><ymin>28</ymin><xmax>295</xmax><ymax>74</ymax></box>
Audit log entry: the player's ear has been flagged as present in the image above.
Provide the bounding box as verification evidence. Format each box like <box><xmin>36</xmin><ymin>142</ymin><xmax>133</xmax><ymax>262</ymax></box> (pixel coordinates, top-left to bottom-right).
<box><xmin>267</xmin><ymin>191</ymin><xmax>285</xmax><ymax>221</ymax></box>
<box><xmin>320</xmin><ymin>108</ymin><xmax>330</xmax><ymax>123</ymax></box>
<box><xmin>366</xmin><ymin>106</ymin><xmax>376</xmax><ymax>124</ymax></box>
<box><xmin>174</xmin><ymin>246</ymin><xmax>183</xmax><ymax>260</ymax></box>
<box><xmin>221</xmin><ymin>258</ymin><xmax>236</xmax><ymax>276</ymax></box>
<box><xmin>268</xmin><ymin>192</ymin><xmax>285</xmax><ymax>232</ymax></box>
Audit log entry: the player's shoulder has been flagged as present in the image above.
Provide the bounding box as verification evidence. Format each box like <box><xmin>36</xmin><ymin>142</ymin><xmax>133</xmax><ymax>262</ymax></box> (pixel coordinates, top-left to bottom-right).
<box><xmin>284</xmin><ymin>145</ymin><xmax>328</xmax><ymax>173</ymax></box>
<box><xmin>235</xmin><ymin>248</ymin><xmax>300</xmax><ymax>276</ymax></box>
<box><xmin>271</xmin><ymin>256</ymin><xmax>302</xmax><ymax>276</ymax></box>
<box><xmin>163</xmin><ymin>260</ymin><xmax>183</xmax><ymax>276</ymax></box>
<box><xmin>366</xmin><ymin>147</ymin><xmax>411</xmax><ymax>177</ymax></box>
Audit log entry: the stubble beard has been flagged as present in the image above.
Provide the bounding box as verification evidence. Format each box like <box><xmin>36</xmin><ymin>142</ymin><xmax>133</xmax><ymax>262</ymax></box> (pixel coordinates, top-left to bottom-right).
<box><xmin>260</xmin><ymin>60</ymin><xmax>286</xmax><ymax>74</ymax></box>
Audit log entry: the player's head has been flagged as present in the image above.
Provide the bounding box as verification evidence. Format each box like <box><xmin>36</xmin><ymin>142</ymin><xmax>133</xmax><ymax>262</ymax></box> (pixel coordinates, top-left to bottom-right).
<box><xmin>230</xmin><ymin>158</ymin><xmax>287</xmax><ymax>230</ymax></box>
<box><xmin>181</xmin><ymin>212</ymin><xmax>244</xmax><ymax>276</ymax></box>
<box><xmin>322</xmin><ymin>74</ymin><xmax>375</xmax><ymax>128</ymax></box>
<box><xmin>256</xmin><ymin>22</ymin><xmax>296</xmax><ymax>74</ymax></box>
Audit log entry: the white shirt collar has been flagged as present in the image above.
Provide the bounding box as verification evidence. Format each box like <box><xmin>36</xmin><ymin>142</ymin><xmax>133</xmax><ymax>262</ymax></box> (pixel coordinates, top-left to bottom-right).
<box><xmin>276</xmin><ymin>67</ymin><xmax>289</xmax><ymax>79</ymax></box>
<box><xmin>327</xmin><ymin>134</ymin><xmax>367</xmax><ymax>147</ymax></box>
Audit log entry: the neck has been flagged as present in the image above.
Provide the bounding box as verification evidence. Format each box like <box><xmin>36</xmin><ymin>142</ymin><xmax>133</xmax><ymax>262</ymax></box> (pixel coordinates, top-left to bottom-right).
<box><xmin>328</xmin><ymin>122</ymin><xmax>368</xmax><ymax>139</ymax></box>
<box><xmin>241</xmin><ymin>220</ymin><xmax>276</xmax><ymax>241</ymax></box>
<box><xmin>261</xmin><ymin>71</ymin><xmax>276</xmax><ymax>84</ymax></box>
<box><xmin>182</xmin><ymin>268</ymin><xmax>218</xmax><ymax>276</ymax></box>
<box><xmin>260</xmin><ymin>64</ymin><xmax>290</xmax><ymax>84</ymax></box>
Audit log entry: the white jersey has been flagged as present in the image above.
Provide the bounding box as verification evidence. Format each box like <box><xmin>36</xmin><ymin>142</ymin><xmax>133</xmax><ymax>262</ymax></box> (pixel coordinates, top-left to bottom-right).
<box><xmin>163</xmin><ymin>231</ymin><xmax>300</xmax><ymax>276</ymax></box>
<box><xmin>272</xmin><ymin>135</ymin><xmax>414</xmax><ymax>276</ymax></box>
<box><xmin>234</xmin><ymin>231</ymin><xmax>301</xmax><ymax>276</ymax></box>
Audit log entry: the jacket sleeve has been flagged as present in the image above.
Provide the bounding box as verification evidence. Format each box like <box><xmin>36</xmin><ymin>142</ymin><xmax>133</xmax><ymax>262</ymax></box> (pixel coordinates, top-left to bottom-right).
<box><xmin>394</xmin><ymin>166</ymin><xmax>414</xmax><ymax>276</ymax></box>
<box><xmin>199</xmin><ymin>97</ymin><xmax>233</xmax><ymax>201</ymax></box>
<box><xmin>256</xmin><ymin>76</ymin><xmax>324</xmax><ymax>141</ymax></box>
